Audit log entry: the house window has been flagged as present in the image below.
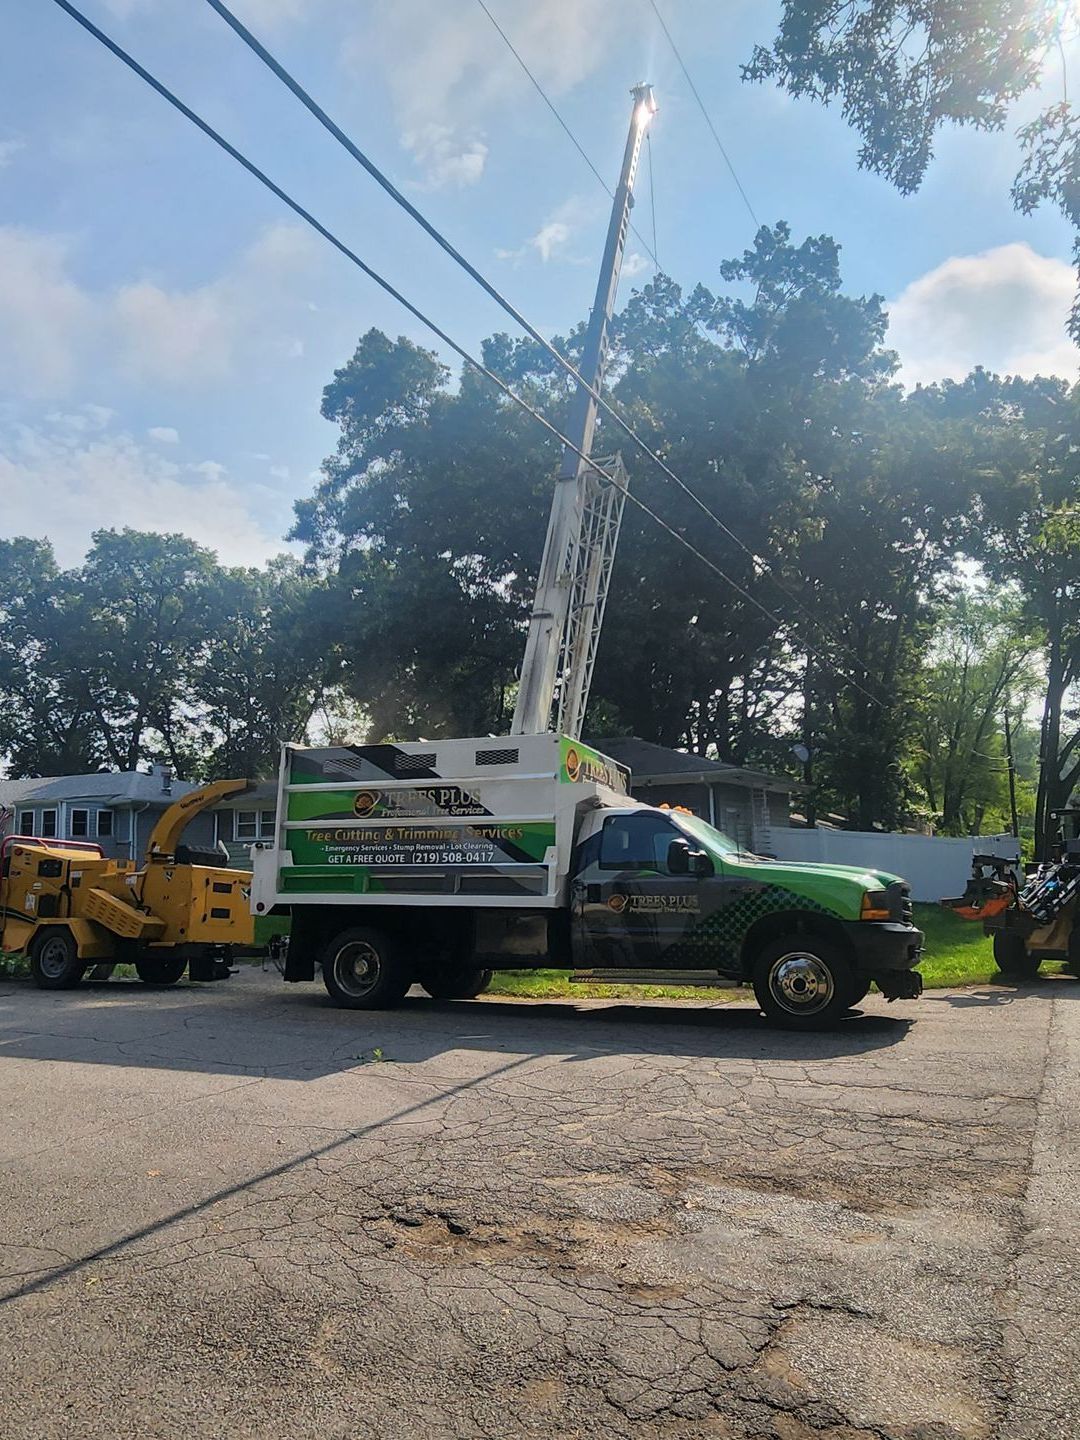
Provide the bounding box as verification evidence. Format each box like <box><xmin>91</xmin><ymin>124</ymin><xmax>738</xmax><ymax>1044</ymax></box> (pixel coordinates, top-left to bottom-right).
<box><xmin>70</xmin><ymin>809</ymin><xmax>89</xmax><ymax>837</ymax></box>
<box><xmin>40</xmin><ymin>809</ymin><xmax>57</xmax><ymax>838</ymax></box>
<box><xmin>97</xmin><ymin>810</ymin><xmax>114</xmax><ymax>838</ymax></box>
<box><xmin>18</xmin><ymin>811</ymin><xmax>33</xmax><ymax>835</ymax></box>
<box><xmin>233</xmin><ymin>810</ymin><xmax>275</xmax><ymax>841</ymax></box>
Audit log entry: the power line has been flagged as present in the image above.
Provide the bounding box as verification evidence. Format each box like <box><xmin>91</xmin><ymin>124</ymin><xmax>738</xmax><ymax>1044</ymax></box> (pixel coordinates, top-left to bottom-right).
<box><xmin>646</xmin><ymin>129</ymin><xmax>658</xmax><ymax>268</ymax></box>
<box><xmin>473</xmin><ymin>0</ymin><xmax>659</xmax><ymax>270</ymax></box>
<box><xmin>645</xmin><ymin>0</ymin><xmax>760</xmax><ymax>229</ymax></box>
<box><xmin>47</xmin><ymin>0</ymin><xmax>884</xmax><ymax>710</ymax></box>
<box><xmin>200</xmin><ymin>0</ymin><xmax>882</xmax><ymax>696</ymax></box>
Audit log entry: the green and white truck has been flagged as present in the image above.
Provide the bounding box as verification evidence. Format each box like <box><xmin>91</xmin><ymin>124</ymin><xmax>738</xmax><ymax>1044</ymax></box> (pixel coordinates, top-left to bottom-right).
<box><xmin>251</xmin><ymin>733</ymin><xmax>923</xmax><ymax>1028</ymax></box>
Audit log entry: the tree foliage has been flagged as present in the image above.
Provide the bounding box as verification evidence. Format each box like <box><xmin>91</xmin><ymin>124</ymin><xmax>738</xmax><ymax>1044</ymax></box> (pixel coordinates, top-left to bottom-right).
<box><xmin>0</xmin><ymin>531</ymin><xmax>336</xmax><ymax>782</ymax></box>
<box><xmin>745</xmin><ymin>2</ymin><xmax>1080</xmax><ymax>331</ymax></box>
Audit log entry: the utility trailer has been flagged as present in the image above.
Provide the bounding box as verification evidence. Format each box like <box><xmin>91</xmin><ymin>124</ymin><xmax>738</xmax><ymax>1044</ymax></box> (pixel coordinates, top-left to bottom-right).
<box><xmin>252</xmin><ymin>734</ymin><xmax>924</xmax><ymax>1029</ymax></box>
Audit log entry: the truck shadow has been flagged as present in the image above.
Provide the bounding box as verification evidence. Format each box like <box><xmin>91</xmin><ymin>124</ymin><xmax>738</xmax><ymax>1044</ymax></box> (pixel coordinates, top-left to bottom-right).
<box><xmin>0</xmin><ymin>972</ymin><xmax>912</xmax><ymax>1081</ymax></box>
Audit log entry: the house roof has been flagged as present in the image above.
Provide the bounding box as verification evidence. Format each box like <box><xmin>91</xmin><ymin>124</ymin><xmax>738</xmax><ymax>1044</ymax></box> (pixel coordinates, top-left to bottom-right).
<box><xmin>213</xmin><ymin>781</ymin><xmax>279</xmax><ymax>809</ymax></box>
<box><xmin>0</xmin><ymin>770</ymin><xmax>198</xmax><ymax>811</ymax></box>
<box><xmin>591</xmin><ymin>737</ymin><xmax>800</xmax><ymax>795</ymax></box>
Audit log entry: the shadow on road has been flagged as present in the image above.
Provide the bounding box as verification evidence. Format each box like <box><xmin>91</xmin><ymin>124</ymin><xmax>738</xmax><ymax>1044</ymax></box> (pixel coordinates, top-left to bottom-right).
<box><xmin>0</xmin><ymin>972</ymin><xmax>913</xmax><ymax>1081</ymax></box>
<box><xmin>923</xmin><ymin>971</ymin><xmax>1080</xmax><ymax>1008</ymax></box>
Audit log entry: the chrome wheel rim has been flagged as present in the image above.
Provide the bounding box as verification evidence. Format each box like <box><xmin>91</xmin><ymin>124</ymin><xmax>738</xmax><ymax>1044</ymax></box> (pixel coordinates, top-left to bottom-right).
<box><xmin>38</xmin><ymin>936</ymin><xmax>73</xmax><ymax>979</ymax></box>
<box><xmin>768</xmin><ymin>952</ymin><xmax>835</xmax><ymax>1015</ymax></box>
<box><xmin>333</xmin><ymin>941</ymin><xmax>382</xmax><ymax>998</ymax></box>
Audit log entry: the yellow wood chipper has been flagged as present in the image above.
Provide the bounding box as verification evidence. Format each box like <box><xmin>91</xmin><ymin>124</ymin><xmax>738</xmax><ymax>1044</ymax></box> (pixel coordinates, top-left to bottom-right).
<box><xmin>0</xmin><ymin>779</ymin><xmax>258</xmax><ymax>990</ymax></box>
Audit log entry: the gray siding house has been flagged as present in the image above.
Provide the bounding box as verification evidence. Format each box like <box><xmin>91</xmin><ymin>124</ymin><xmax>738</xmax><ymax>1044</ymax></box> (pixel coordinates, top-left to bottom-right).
<box><xmin>0</xmin><ymin>766</ymin><xmax>216</xmax><ymax>862</ymax></box>
<box><xmin>591</xmin><ymin>737</ymin><xmax>796</xmax><ymax>855</ymax></box>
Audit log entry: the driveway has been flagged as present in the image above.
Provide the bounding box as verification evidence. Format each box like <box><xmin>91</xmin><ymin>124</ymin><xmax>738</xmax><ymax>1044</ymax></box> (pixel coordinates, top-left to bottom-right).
<box><xmin>1</xmin><ymin>970</ymin><xmax>1077</xmax><ymax>1439</ymax></box>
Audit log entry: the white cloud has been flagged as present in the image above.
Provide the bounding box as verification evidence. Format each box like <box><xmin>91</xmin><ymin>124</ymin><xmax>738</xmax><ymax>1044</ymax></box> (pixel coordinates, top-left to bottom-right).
<box><xmin>0</xmin><ymin>221</ymin><xmax>322</xmax><ymax>397</ymax></box>
<box><xmin>496</xmin><ymin>195</ymin><xmax>598</xmax><ymax>266</ymax></box>
<box><xmin>354</xmin><ymin>0</ymin><xmax>615</xmax><ymax>188</ymax></box>
<box><xmin>532</xmin><ymin>220</ymin><xmax>571</xmax><ymax>263</ymax></box>
<box><xmin>0</xmin><ymin>230</ymin><xmax>93</xmax><ymax>394</ymax></box>
<box><xmin>0</xmin><ymin>414</ymin><xmax>289</xmax><ymax>568</ymax></box>
<box><xmin>148</xmin><ymin>426</ymin><xmax>179</xmax><ymax>444</ymax></box>
<box><xmin>887</xmin><ymin>243</ymin><xmax>1080</xmax><ymax>387</ymax></box>
<box><xmin>622</xmin><ymin>251</ymin><xmax>649</xmax><ymax>279</ymax></box>
<box><xmin>404</xmin><ymin>124</ymin><xmax>488</xmax><ymax>190</ymax></box>
<box><xmin>0</xmin><ymin>138</ymin><xmax>24</xmax><ymax>169</ymax></box>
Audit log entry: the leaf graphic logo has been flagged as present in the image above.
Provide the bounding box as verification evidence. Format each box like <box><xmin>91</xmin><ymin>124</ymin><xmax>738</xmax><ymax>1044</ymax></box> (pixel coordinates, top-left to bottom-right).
<box><xmin>353</xmin><ymin>791</ymin><xmax>380</xmax><ymax>818</ymax></box>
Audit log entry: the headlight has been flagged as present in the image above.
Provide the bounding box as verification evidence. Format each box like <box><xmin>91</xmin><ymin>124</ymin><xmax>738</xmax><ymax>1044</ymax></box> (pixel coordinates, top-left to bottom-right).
<box><xmin>860</xmin><ymin>890</ymin><xmax>891</xmax><ymax>921</ymax></box>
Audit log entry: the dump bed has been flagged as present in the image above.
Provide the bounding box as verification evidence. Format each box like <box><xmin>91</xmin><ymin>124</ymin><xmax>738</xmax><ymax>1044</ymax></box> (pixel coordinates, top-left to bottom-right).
<box><xmin>250</xmin><ymin>735</ymin><xmax>629</xmax><ymax>914</ymax></box>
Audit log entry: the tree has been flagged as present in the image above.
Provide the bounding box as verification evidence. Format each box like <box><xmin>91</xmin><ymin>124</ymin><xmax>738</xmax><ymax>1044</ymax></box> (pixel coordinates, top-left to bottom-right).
<box><xmin>295</xmin><ymin>228</ymin><xmax>967</xmax><ymax>836</ymax></box>
<box><xmin>910</xmin><ymin>371</ymin><xmax>1080</xmax><ymax>853</ymax></box>
<box><xmin>0</xmin><ymin>538</ymin><xmax>104</xmax><ymax>776</ymax></box>
<box><xmin>744</xmin><ymin>3</ymin><xmax>1080</xmax><ymax>332</ymax></box>
<box><xmin>911</xmin><ymin>587</ymin><xmax>1037</xmax><ymax>834</ymax></box>
<box><xmin>62</xmin><ymin>530</ymin><xmax>219</xmax><ymax>774</ymax></box>
<box><xmin>192</xmin><ymin>559</ymin><xmax>342</xmax><ymax>779</ymax></box>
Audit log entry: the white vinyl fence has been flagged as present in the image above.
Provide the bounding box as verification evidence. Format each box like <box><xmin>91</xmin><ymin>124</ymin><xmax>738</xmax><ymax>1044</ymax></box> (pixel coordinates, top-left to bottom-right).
<box><xmin>768</xmin><ymin>829</ymin><xmax>1020</xmax><ymax>903</ymax></box>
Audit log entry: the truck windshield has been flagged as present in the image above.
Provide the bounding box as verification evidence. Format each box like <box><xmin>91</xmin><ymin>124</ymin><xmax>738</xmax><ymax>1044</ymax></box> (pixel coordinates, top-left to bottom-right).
<box><xmin>671</xmin><ymin>812</ymin><xmax>741</xmax><ymax>861</ymax></box>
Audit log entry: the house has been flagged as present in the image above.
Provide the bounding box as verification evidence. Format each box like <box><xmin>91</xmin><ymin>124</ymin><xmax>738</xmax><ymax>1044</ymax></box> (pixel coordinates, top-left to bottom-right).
<box><xmin>211</xmin><ymin>781</ymin><xmax>279</xmax><ymax>867</ymax></box>
<box><xmin>590</xmin><ymin>737</ymin><xmax>797</xmax><ymax>854</ymax></box>
<box><xmin>0</xmin><ymin>765</ymin><xmax>216</xmax><ymax>862</ymax></box>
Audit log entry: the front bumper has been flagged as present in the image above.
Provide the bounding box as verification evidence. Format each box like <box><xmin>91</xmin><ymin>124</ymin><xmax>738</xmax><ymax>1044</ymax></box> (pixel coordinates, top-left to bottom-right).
<box><xmin>843</xmin><ymin>921</ymin><xmax>924</xmax><ymax>975</ymax></box>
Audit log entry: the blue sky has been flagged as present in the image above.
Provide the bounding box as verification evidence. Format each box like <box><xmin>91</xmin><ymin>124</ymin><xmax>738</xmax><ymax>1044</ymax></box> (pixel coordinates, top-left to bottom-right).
<box><xmin>3</xmin><ymin>0</ymin><xmax>1079</xmax><ymax>567</ymax></box>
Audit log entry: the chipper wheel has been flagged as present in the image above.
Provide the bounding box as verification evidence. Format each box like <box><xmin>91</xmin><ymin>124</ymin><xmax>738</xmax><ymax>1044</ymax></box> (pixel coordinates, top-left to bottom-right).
<box><xmin>29</xmin><ymin>928</ymin><xmax>86</xmax><ymax>990</ymax></box>
<box><xmin>135</xmin><ymin>955</ymin><xmax>188</xmax><ymax>986</ymax></box>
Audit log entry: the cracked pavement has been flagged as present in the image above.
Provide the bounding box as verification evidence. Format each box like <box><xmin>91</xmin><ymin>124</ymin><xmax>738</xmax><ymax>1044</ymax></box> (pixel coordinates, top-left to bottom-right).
<box><xmin>1</xmin><ymin>969</ymin><xmax>1078</xmax><ymax>1439</ymax></box>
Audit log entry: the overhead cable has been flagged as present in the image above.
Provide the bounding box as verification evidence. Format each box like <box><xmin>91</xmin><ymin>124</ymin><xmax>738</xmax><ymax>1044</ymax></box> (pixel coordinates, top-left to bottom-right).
<box><xmin>200</xmin><ymin>0</ymin><xmax>880</xmax><ymax>695</ymax></box>
<box><xmin>473</xmin><ymin>0</ymin><xmax>660</xmax><ymax>270</ymax></box>
<box><xmin>49</xmin><ymin>0</ymin><xmax>883</xmax><ymax>710</ymax></box>
<box><xmin>645</xmin><ymin>0</ymin><xmax>760</xmax><ymax>229</ymax></box>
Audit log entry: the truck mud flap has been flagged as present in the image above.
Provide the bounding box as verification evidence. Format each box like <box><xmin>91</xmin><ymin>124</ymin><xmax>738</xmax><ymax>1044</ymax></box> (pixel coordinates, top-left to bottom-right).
<box><xmin>876</xmin><ymin>969</ymin><xmax>923</xmax><ymax>1001</ymax></box>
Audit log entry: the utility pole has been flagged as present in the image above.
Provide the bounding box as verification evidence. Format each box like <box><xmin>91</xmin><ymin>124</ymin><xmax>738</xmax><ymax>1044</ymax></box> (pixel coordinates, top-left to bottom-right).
<box><xmin>1003</xmin><ymin>706</ymin><xmax>1020</xmax><ymax>841</ymax></box>
<box><xmin>511</xmin><ymin>83</ymin><xmax>657</xmax><ymax>737</ymax></box>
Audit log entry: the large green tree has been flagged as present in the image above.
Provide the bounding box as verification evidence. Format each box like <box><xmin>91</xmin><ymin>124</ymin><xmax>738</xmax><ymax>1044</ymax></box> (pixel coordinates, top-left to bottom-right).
<box><xmin>294</xmin><ymin>227</ymin><xmax>974</xmax><ymax>830</ymax></box>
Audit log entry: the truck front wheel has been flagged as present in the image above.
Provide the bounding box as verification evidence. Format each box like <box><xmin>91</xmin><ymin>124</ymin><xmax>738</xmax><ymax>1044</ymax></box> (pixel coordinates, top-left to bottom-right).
<box><xmin>752</xmin><ymin>933</ymin><xmax>853</xmax><ymax>1029</ymax></box>
<box><xmin>30</xmin><ymin>929</ymin><xmax>86</xmax><ymax>991</ymax></box>
<box><xmin>321</xmin><ymin>928</ymin><xmax>411</xmax><ymax>1009</ymax></box>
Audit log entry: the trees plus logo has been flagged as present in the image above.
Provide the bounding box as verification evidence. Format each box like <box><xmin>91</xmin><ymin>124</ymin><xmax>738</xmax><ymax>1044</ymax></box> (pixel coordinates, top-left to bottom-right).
<box><xmin>353</xmin><ymin>791</ymin><xmax>379</xmax><ymax>817</ymax></box>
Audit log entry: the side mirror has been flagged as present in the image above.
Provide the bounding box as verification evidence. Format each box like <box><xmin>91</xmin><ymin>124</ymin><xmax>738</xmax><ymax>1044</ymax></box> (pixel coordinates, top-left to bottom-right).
<box><xmin>667</xmin><ymin>838</ymin><xmax>690</xmax><ymax>875</ymax></box>
<box><xmin>691</xmin><ymin>848</ymin><xmax>713</xmax><ymax>878</ymax></box>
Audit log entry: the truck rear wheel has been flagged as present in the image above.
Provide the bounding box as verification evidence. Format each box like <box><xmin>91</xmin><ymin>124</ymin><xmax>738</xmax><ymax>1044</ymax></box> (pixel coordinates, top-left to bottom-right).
<box><xmin>321</xmin><ymin>928</ymin><xmax>411</xmax><ymax>1009</ymax></box>
<box><xmin>135</xmin><ymin>956</ymin><xmax>187</xmax><ymax>986</ymax></box>
<box><xmin>752</xmin><ymin>933</ymin><xmax>852</xmax><ymax>1029</ymax></box>
<box><xmin>30</xmin><ymin>929</ymin><xmax>85</xmax><ymax>991</ymax></box>
<box><xmin>993</xmin><ymin>931</ymin><xmax>1040</xmax><ymax>980</ymax></box>
<box><xmin>420</xmin><ymin>967</ymin><xmax>493</xmax><ymax>1000</ymax></box>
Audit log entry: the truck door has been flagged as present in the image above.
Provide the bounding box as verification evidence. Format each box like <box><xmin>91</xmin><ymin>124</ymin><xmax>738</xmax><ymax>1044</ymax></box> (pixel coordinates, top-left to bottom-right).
<box><xmin>572</xmin><ymin>811</ymin><xmax>705</xmax><ymax>970</ymax></box>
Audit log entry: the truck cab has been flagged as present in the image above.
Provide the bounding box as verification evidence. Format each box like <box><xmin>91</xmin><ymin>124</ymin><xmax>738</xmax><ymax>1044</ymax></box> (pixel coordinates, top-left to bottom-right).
<box><xmin>568</xmin><ymin>802</ymin><xmax>922</xmax><ymax>1024</ymax></box>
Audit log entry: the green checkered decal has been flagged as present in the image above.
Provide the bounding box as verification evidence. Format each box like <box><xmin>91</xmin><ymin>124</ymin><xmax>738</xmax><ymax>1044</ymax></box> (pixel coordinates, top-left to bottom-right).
<box><xmin>666</xmin><ymin>883</ymin><xmax>835</xmax><ymax>968</ymax></box>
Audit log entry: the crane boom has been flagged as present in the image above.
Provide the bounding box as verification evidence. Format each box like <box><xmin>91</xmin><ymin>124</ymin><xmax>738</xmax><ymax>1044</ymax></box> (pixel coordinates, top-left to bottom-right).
<box><xmin>511</xmin><ymin>83</ymin><xmax>657</xmax><ymax>739</ymax></box>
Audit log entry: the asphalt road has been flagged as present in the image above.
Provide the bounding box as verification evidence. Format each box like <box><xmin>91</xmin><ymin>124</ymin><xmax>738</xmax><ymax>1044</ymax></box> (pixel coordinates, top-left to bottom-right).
<box><xmin>1</xmin><ymin>969</ymin><xmax>1077</xmax><ymax>1440</ymax></box>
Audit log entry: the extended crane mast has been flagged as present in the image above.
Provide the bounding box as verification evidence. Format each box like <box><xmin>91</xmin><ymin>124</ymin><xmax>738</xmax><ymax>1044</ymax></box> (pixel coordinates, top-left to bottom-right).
<box><xmin>511</xmin><ymin>83</ymin><xmax>657</xmax><ymax>740</ymax></box>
